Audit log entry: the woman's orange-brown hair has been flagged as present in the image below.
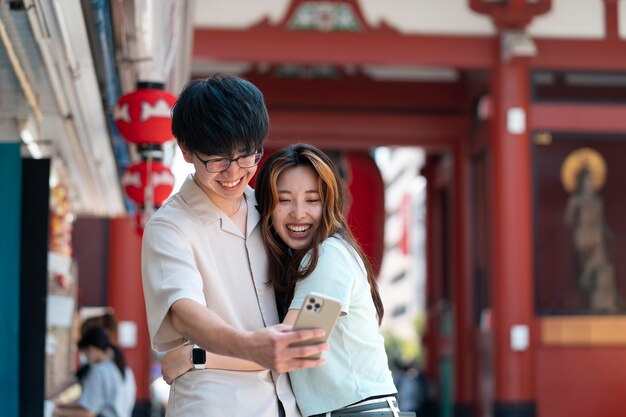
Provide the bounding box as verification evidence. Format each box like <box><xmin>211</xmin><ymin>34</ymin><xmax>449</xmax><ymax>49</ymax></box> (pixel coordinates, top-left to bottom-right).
<box><xmin>255</xmin><ymin>143</ymin><xmax>384</xmax><ymax>323</ymax></box>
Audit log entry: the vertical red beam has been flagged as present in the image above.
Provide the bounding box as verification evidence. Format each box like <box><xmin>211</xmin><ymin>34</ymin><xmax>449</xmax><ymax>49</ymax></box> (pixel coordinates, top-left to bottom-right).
<box><xmin>422</xmin><ymin>158</ymin><xmax>441</xmax><ymax>391</ymax></box>
<box><xmin>604</xmin><ymin>0</ymin><xmax>618</xmax><ymax>41</ymax></box>
<box><xmin>453</xmin><ymin>137</ymin><xmax>476</xmax><ymax>417</ymax></box>
<box><xmin>345</xmin><ymin>151</ymin><xmax>385</xmax><ymax>276</ymax></box>
<box><xmin>108</xmin><ymin>218</ymin><xmax>151</xmax><ymax>409</ymax></box>
<box><xmin>490</xmin><ymin>49</ymin><xmax>536</xmax><ymax>416</ymax></box>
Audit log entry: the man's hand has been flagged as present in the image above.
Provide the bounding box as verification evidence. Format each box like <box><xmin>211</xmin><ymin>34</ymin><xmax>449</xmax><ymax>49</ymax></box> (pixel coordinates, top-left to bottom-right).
<box><xmin>242</xmin><ymin>324</ymin><xmax>329</xmax><ymax>373</ymax></box>
<box><xmin>161</xmin><ymin>344</ymin><xmax>193</xmax><ymax>384</ymax></box>
<box><xmin>169</xmin><ymin>299</ymin><xmax>329</xmax><ymax>373</ymax></box>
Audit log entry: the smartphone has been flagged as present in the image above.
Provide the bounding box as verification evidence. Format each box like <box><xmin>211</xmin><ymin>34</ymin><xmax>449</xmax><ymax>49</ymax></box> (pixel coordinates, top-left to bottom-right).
<box><xmin>289</xmin><ymin>292</ymin><xmax>342</xmax><ymax>359</ymax></box>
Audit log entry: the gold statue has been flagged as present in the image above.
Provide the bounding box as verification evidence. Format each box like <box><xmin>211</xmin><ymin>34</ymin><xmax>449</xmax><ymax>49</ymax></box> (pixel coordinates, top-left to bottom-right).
<box><xmin>562</xmin><ymin>148</ymin><xmax>618</xmax><ymax>313</ymax></box>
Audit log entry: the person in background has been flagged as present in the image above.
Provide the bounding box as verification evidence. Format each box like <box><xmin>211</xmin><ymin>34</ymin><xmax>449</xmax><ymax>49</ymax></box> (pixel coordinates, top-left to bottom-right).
<box><xmin>142</xmin><ymin>75</ymin><xmax>327</xmax><ymax>417</ymax></box>
<box><xmin>162</xmin><ymin>144</ymin><xmax>413</xmax><ymax>417</ymax></box>
<box><xmin>80</xmin><ymin>312</ymin><xmax>118</xmax><ymax>342</ymax></box>
<box><xmin>46</xmin><ymin>312</ymin><xmax>120</xmax><ymax>403</ymax></box>
<box><xmin>53</xmin><ymin>327</ymin><xmax>136</xmax><ymax>417</ymax></box>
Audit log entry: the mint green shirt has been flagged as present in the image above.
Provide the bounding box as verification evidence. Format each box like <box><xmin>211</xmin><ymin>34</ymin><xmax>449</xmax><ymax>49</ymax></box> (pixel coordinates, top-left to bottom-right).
<box><xmin>288</xmin><ymin>236</ymin><xmax>397</xmax><ymax>417</ymax></box>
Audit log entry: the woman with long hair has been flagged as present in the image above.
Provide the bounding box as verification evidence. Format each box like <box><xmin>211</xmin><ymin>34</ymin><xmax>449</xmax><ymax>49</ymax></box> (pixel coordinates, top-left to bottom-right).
<box><xmin>255</xmin><ymin>144</ymin><xmax>384</xmax><ymax>323</ymax></box>
<box><xmin>255</xmin><ymin>143</ymin><xmax>399</xmax><ymax>416</ymax></box>
<box><xmin>53</xmin><ymin>327</ymin><xmax>136</xmax><ymax>417</ymax></box>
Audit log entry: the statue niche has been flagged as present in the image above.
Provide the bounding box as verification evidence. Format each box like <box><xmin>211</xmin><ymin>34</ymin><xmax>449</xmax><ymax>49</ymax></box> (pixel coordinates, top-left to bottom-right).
<box><xmin>562</xmin><ymin>148</ymin><xmax>619</xmax><ymax>313</ymax></box>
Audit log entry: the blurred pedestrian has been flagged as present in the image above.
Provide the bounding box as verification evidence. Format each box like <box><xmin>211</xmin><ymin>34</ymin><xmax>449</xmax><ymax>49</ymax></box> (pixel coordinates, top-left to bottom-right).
<box><xmin>53</xmin><ymin>327</ymin><xmax>136</xmax><ymax>417</ymax></box>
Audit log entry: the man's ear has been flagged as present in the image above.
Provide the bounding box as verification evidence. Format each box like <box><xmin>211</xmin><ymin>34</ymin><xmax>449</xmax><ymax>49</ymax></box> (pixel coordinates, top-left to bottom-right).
<box><xmin>178</xmin><ymin>141</ymin><xmax>194</xmax><ymax>163</ymax></box>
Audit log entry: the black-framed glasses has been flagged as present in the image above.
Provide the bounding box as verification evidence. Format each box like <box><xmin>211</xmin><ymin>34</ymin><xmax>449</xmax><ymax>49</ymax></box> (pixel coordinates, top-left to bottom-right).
<box><xmin>194</xmin><ymin>146</ymin><xmax>264</xmax><ymax>173</ymax></box>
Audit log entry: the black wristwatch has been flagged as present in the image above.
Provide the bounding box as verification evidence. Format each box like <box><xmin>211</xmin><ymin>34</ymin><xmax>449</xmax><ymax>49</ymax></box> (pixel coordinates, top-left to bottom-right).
<box><xmin>191</xmin><ymin>344</ymin><xmax>206</xmax><ymax>370</ymax></box>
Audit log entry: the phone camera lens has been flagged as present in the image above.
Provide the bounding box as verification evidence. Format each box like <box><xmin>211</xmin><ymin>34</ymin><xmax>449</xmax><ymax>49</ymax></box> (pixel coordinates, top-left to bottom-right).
<box><xmin>314</xmin><ymin>303</ymin><xmax>320</xmax><ymax>309</ymax></box>
<box><xmin>306</xmin><ymin>305</ymin><xmax>313</xmax><ymax>310</ymax></box>
<box><xmin>309</xmin><ymin>298</ymin><xmax>316</xmax><ymax>303</ymax></box>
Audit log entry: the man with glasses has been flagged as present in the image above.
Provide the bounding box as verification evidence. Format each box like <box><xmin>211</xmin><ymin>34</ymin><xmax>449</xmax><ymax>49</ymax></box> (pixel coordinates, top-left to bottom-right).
<box><xmin>142</xmin><ymin>75</ymin><xmax>327</xmax><ymax>417</ymax></box>
<box><xmin>193</xmin><ymin>147</ymin><xmax>264</xmax><ymax>173</ymax></box>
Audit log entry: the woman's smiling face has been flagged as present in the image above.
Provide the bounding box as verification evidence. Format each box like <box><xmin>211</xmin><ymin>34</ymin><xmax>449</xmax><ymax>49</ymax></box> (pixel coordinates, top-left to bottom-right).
<box><xmin>271</xmin><ymin>165</ymin><xmax>323</xmax><ymax>251</ymax></box>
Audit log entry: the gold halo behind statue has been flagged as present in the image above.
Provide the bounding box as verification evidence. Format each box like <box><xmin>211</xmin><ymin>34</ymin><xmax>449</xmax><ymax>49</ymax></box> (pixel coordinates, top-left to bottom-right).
<box><xmin>561</xmin><ymin>147</ymin><xmax>607</xmax><ymax>193</ymax></box>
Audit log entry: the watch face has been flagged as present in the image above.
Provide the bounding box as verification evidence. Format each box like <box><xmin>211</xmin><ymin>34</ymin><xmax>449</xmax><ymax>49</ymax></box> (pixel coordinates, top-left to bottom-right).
<box><xmin>192</xmin><ymin>347</ymin><xmax>206</xmax><ymax>364</ymax></box>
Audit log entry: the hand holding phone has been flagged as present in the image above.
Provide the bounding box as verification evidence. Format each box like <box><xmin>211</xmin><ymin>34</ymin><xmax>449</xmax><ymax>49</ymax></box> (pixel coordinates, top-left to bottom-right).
<box><xmin>289</xmin><ymin>292</ymin><xmax>341</xmax><ymax>359</ymax></box>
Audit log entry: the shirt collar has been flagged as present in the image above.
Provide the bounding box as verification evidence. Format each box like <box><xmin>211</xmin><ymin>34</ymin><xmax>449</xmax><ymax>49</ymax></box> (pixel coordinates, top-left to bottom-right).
<box><xmin>178</xmin><ymin>174</ymin><xmax>261</xmax><ymax>235</ymax></box>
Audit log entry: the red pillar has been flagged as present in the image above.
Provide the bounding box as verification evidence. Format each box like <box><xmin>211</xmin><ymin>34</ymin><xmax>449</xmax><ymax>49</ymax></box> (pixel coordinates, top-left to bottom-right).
<box><xmin>604</xmin><ymin>0</ymin><xmax>618</xmax><ymax>41</ymax></box>
<box><xmin>108</xmin><ymin>218</ymin><xmax>151</xmax><ymax>409</ymax></box>
<box><xmin>489</xmin><ymin>40</ymin><xmax>536</xmax><ymax>417</ymax></box>
<box><xmin>453</xmin><ymin>137</ymin><xmax>476</xmax><ymax>417</ymax></box>
<box><xmin>422</xmin><ymin>158</ymin><xmax>442</xmax><ymax>394</ymax></box>
<box><xmin>345</xmin><ymin>151</ymin><xmax>385</xmax><ymax>276</ymax></box>
<box><xmin>422</xmin><ymin>156</ymin><xmax>440</xmax><ymax>386</ymax></box>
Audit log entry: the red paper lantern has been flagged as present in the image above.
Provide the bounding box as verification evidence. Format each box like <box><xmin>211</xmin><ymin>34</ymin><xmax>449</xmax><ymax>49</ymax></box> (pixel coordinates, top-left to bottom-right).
<box><xmin>121</xmin><ymin>161</ymin><xmax>175</xmax><ymax>206</ymax></box>
<box><xmin>114</xmin><ymin>88</ymin><xmax>177</xmax><ymax>145</ymax></box>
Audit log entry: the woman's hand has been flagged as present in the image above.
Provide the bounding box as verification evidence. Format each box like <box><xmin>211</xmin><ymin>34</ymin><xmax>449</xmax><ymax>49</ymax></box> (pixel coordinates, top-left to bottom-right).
<box><xmin>161</xmin><ymin>344</ymin><xmax>194</xmax><ymax>384</ymax></box>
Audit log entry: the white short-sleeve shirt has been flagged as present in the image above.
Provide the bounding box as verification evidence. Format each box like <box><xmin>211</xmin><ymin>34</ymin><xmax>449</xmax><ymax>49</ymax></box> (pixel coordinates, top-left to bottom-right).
<box><xmin>142</xmin><ymin>174</ymin><xmax>301</xmax><ymax>417</ymax></box>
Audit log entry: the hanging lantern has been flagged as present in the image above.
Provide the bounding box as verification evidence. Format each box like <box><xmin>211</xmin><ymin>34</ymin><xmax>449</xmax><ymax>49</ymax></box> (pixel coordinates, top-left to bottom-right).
<box><xmin>116</xmin><ymin>83</ymin><xmax>178</xmax><ymax>235</ymax></box>
<box><xmin>121</xmin><ymin>160</ymin><xmax>175</xmax><ymax>206</ymax></box>
<box><xmin>113</xmin><ymin>88</ymin><xmax>177</xmax><ymax>145</ymax></box>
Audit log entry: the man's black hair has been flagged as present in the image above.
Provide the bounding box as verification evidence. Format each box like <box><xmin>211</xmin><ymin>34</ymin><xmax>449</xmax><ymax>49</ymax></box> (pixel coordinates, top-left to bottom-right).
<box><xmin>171</xmin><ymin>74</ymin><xmax>269</xmax><ymax>157</ymax></box>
